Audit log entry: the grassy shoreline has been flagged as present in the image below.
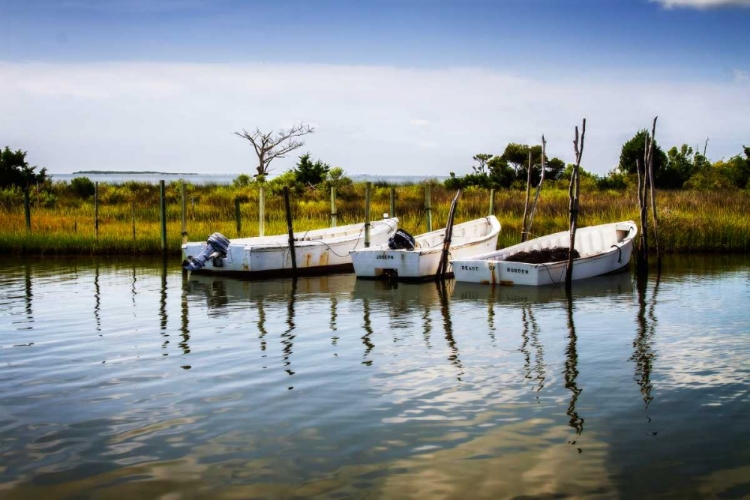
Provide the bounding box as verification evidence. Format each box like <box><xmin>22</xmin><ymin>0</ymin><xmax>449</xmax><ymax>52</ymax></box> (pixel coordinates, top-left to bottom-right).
<box><xmin>1</xmin><ymin>183</ymin><xmax>749</xmax><ymax>255</ymax></box>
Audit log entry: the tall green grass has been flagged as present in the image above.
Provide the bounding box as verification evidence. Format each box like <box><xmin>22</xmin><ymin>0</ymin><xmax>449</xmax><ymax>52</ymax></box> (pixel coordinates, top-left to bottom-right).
<box><xmin>1</xmin><ymin>183</ymin><xmax>748</xmax><ymax>255</ymax></box>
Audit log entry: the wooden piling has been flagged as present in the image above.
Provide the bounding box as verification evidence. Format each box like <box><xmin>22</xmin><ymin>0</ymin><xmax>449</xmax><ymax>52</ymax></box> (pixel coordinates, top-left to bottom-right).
<box><xmin>330</xmin><ymin>186</ymin><xmax>337</xmax><ymax>227</ymax></box>
<box><xmin>180</xmin><ymin>182</ymin><xmax>187</xmax><ymax>245</ymax></box>
<box><xmin>94</xmin><ymin>182</ymin><xmax>99</xmax><ymax>240</ymax></box>
<box><xmin>566</xmin><ymin>120</ymin><xmax>586</xmax><ymax>289</ymax></box>
<box><xmin>159</xmin><ymin>180</ymin><xmax>167</xmax><ymax>253</ymax></box>
<box><xmin>364</xmin><ymin>182</ymin><xmax>372</xmax><ymax>248</ymax></box>
<box><xmin>23</xmin><ymin>187</ymin><xmax>31</xmax><ymax>232</ymax></box>
<box><xmin>425</xmin><ymin>184</ymin><xmax>432</xmax><ymax>232</ymax></box>
<box><xmin>436</xmin><ymin>190</ymin><xmax>461</xmax><ymax>280</ymax></box>
<box><xmin>259</xmin><ymin>185</ymin><xmax>265</xmax><ymax>237</ymax></box>
<box><xmin>389</xmin><ymin>186</ymin><xmax>396</xmax><ymax>218</ymax></box>
<box><xmin>234</xmin><ymin>198</ymin><xmax>242</xmax><ymax>236</ymax></box>
<box><xmin>488</xmin><ymin>188</ymin><xmax>495</xmax><ymax>216</ymax></box>
<box><xmin>283</xmin><ymin>187</ymin><xmax>297</xmax><ymax>273</ymax></box>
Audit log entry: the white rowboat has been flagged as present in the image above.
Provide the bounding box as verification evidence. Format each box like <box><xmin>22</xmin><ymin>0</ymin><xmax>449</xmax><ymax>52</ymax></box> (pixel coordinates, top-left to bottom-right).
<box><xmin>351</xmin><ymin>216</ymin><xmax>501</xmax><ymax>281</ymax></box>
<box><xmin>182</xmin><ymin>218</ymin><xmax>398</xmax><ymax>278</ymax></box>
<box><xmin>452</xmin><ymin>221</ymin><xmax>637</xmax><ymax>286</ymax></box>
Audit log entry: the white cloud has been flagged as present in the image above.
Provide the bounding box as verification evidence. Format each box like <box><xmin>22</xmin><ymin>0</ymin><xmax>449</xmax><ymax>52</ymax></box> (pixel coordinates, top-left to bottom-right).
<box><xmin>651</xmin><ymin>0</ymin><xmax>750</xmax><ymax>8</ymax></box>
<box><xmin>0</xmin><ymin>62</ymin><xmax>748</xmax><ymax>176</ymax></box>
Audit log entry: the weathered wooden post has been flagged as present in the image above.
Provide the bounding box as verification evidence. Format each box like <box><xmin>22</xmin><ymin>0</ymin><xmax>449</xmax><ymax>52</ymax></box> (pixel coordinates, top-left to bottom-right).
<box><xmin>436</xmin><ymin>190</ymin><xmax>461</xmax><ymax>281</ymax></box>
<box><xmin>526</xmin><ymin>135</ymin><xmax>548</xmax><ymax>239</ymax></box>
<box><xmin>566</xmin><ymin>120</ymin><xmax>586</xmax><ymax>290</ymax></box>
<box><xmin>521</xmin><ymin>151</ymin><xmax>532</xmax><ymax>242</ymax></box>
<box><xmin>330</xmin><ymin>185</ymin><xmax>337</xmax><ymax>227</ymax></box>
<box><xmin>94</xmin><ymin>182</ymin><xmax>99</xmax><ymax>240</ymax></box>
<box><xmin>23</xmin><ymin>186</ymin><xmax>31</xmax><ymax>232</ymax></box>
<box><xmin>234</xmin><ymin>198</ymin><xmax>242</xmax><ymax>236</ymax></box>
<box><xmin>258</xmin><ymin>185</ymin><xmax>265</xmax><ymax>237</ymax></box>
<box><xmin>159</xmin><ymin>180</ymin><xmax>167</xmax><ymax>253</ymax></box>
<box><xmin>389</xmin><ymin>186</ymin><xmax>396</xmax><ymax>218</ymax></box>
<box><xmin>488</xmin><ymin>188</ymin><xmax>495</xmax><ymax>216</ymax></box>
<box><xmin>364</xmin><ymin>182</ymin><xmax>372</xmax><ymax>248</ymax></box>
<box><xmin>283</xmin><ymin>187</ymin><xmax>297</xmax><ymax>273</ymax></box>
<box><xmin>647</xmin><ymin>117</ymin><xmax>661</xmax><ymax>268</ymax></box>
<box><xmin>425</xmin><ymin>184</ymin><xmax>432</xmax><ymax>232</ymax></box>
<box><xmin>180</xmin><ymin>182</ymin><xmax>188</xmax><ymax>245</ymax></box>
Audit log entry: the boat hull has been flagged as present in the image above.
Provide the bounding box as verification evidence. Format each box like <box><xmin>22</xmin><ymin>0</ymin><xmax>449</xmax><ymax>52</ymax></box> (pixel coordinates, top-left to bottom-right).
<box><xmin>352</xmin><ymin>216</ymin><xmax>500</xmax><ymax>281</ymax></box>
<box><xmin>452</xmin><ymin>221</ymin><xmax>637</xmax><ymax>286</ymax></box>
<box><xmin>183</xmin><ymin>219</ymin><xmax>398</xmax><ymax>277</ymax></box>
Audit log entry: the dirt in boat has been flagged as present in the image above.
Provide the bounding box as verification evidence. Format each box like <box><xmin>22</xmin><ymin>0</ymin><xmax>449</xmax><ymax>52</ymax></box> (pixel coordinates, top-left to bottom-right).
<box><xmin>504</xmin><ymin>247</ymin><xmax>580</xmax><ymax>264</ymax></box>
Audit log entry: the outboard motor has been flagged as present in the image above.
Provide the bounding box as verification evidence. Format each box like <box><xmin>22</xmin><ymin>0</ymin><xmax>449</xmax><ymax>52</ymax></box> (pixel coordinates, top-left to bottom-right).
<box><xmin>388</xmin><ymin>229</ymin><xmax>416</xmax><ymax>251</ymax></box>
<box><xmin>183</xmin><ymin>232</ymin><xmax>231</xmax><ymax>271</ymax></box>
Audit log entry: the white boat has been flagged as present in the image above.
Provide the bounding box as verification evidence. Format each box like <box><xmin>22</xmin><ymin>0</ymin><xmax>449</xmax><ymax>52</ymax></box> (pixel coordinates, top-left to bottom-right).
<box><xmin>350</xmin><ymin>216</ymin><xmax>501</xmax><ymax>281</ymax></box>
<box><xmin>452</xmin><ymin>221</ymin><xmax>637</xmax><ymax>286</ymax></box>
<box><xmin>182</xmin><ymin>218</ymin><xmax>398</xmax><ymax>278</ymax></box>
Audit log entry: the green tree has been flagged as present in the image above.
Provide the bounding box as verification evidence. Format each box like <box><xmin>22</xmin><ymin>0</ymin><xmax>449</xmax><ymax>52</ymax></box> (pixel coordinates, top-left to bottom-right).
<box><xmin>294</xmin><ymin>153</ymin><xmax>330</xmax><ymax>186</ymax></box>
<box><xmin>618</xmin><ymin>130</ymin><xmax>667</xmax><ymax>185</ymax></box>
<box><xmin>70</xmin><ymin>176</ymin><xmax>96</xmax><ymax>198</ymax></box>
<box><xmin>471</xmin><ymin>154</ymin><xmax>493</xmax><ymax>174</ymax></box>
<box><xmin>232</xmin><ymin>173</ymin><xmax>252</xmax><ymax>187</ymax></box>
<box><xmin>0</xmin><ymin>147</ymin><xmax>48</xmax><ymax>189</ymax></box>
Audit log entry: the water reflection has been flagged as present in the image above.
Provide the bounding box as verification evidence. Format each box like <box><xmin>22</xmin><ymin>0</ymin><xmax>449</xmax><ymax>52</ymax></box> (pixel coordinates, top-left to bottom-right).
<box><xmin>361</xmin><ymin>295</ymin><xmax>373</xmax><ymax>366</ymax></box>
<box><xmin>24</xmin><ymin>263</ymin><xmax>33</xmax><ymax>327</ymax></box>
<box><xmin>94</xmin><ymin>262</ymin><xmax>101</xmax><ymax>334</ymax></box>
<box><xmin>520</xmin><ymin>307</ymin><xmax>545</xmax><ymax>396</ymax></box>
<box><xmin>436</xmin><ymin>281</ymin><xmax>463</xmax><ymax>380</ymax></box>
<box><xmin>160</xmin><ymin>259</ymin><xmax>168</xmax><ymax>352</ymax></box>
<box><xmin>282</xmin><ymin>279</ymin><xmax>297</xmax><ymax>379</ymax></box>
<box><xmin>180</xmin><ymin>269</ymin><xmax>191</xmax><ymax>357</ymax></box>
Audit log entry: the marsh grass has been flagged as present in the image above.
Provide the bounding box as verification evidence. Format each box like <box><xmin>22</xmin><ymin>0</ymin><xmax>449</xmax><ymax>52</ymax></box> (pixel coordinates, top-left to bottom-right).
<box><xmin>1</xmin><ymin>183</ymin><xmax>748</xmax><ymax>255</ymax></box>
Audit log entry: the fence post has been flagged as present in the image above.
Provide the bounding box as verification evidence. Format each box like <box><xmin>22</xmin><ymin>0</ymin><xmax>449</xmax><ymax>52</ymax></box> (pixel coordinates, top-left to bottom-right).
<box><xmin>235</xmin><ymin>198</ymin><xmax>242</xmax><ymax>237</ymax></box>
<box><xmin>364</xmin><ymin>182</ymin><xmax>372</xmax><ymax>248</ymax></box>
<box><xmin>160</xmin><ymin>180</ymin><xmax>167</xmax><ymax>253</ymax></box>
<box><xmin>181</xmin><ymin>182</ymin><xmax>187</xmax><ymax>245</ymax></box>
<box><xmin>389</xmin><ymin>186</ymin><xmax>396</xmax><ymax>218</ymax></box>
<box><xmin>94</xmin><ymin>182</ymin><xmax>99</xmax><ymax>240</ymax></box>
<box><xmin>489</xmin><ymin>188</ymin><xmax>495</xmax><ymax>216</ymax></box>
<box><xmin>259</xmin><ymin>185</ymin><xmax>265</xmax><ymax>237</ymax></box>
<box><xmin>23</xmin><ymin>187</ymin><xmax>31</xmax><ymax>232</ymax></box>
<box><xmin>331</xmin><ymin>186</ymin><xmax>337</xmax><ymax>227</ymax></box>
<box><xmin>425</xmin><ymin>184</ymin><xmax>432</xmax><ymax>232</ymax></box>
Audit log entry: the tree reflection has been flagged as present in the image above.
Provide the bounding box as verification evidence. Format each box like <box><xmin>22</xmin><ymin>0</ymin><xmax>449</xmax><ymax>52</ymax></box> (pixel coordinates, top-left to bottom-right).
<box><xmin>565</xmin><ymin>293</ymin><xmax>584</xmax><ymax>449</ymax></box>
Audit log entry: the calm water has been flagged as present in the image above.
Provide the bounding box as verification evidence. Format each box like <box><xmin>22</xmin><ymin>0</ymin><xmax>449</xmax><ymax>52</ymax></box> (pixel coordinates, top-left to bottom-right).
<box><xmin>1</xmin><ymin>256</ymin><xmax>748</xmax><ymax>499</ymax></box>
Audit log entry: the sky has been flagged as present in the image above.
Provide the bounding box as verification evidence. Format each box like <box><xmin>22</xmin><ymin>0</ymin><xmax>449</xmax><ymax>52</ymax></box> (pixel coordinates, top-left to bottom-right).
<box><xmin>0</xmin><ymin>0</ymin><xmax>748</xmax><ymax>176</ymax></box>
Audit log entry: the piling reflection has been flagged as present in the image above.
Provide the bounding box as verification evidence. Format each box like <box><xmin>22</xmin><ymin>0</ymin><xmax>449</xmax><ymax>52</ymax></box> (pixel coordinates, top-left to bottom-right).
<box><xmin>520</xmin><ymin>307</ymin><xmax>545</xmax><ymax>396</ymax></box>
<box><xmin>361</xmin><ymin>296</ymin><xmax>374</xmax><ymax>366</ymax></box>
<box><xmin>180</xmin><ymin>270</ymin><xmax>191</xmax><ymax>356</ymax></box>
<box><xmin>632</xmin><ymin>271</ymin><xmax>660</xmax><ymax>420</ymax></box>
<box><xmin>160</xmin><ymin>259</ymin><xmax>168</xmax><ymax>352</ymax></box>
<box><xmin>282</xmin><ymin>280</ymin><xmax>297</xmax><ymax>378</ymax></box>
<box><xmin>565</xmin><ymin>292</ymin><xmax>584</xmax><ymax>449</ymax></box>
<box><xmin>436</xmin><ymin>280</ymin><xmax>463</xmax><ymax>380</ymax></box>
<box><xmin>94</xmin><ymin>262</ymin><xmax>101</xmax><ymax>334</ymax></box>
<box><xmin>23</xmin><ymin>263</ymin><xmax>33</xmax><ymax>327</ymax></box>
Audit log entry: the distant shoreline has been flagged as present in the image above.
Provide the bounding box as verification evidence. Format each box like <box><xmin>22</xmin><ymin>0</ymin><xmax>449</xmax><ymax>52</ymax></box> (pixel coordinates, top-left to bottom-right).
<box><xmin>72</xmin><ymin>170</ymin><xmax>199</xmax><ymax>175</ymax></box>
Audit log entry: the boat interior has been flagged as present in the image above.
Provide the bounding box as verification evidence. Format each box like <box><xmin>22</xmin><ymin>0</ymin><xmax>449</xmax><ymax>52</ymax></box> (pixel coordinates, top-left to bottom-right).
<box><xmin>415</xmin><ymin>217</ymin><xmax>497</xmax><ymax>249</ymax></box>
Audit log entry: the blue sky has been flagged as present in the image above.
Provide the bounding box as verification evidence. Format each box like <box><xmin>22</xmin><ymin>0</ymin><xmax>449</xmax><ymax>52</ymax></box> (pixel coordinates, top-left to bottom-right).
<box><xmin>1</xmin><ymin>0</ymin><xmax>748</xmax><ymax>175</ymax></box>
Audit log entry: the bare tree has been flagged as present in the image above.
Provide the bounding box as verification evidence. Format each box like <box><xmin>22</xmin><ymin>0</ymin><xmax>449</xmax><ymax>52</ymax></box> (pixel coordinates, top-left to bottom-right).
<box><xmin>234</xmin><ymin>123</ymin><xmax>315</xmax><ymax>178</ymax></box>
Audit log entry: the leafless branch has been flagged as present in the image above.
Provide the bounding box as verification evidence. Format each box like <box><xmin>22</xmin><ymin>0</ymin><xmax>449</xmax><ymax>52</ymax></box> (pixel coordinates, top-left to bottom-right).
<box><xmin>234</xmin><ymin>123</ymin><xmax>315</xmax><ymax>177</ymax></box>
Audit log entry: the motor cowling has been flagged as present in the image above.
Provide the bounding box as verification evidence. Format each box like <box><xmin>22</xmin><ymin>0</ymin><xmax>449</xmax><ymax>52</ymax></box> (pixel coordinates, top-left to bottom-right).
<box><xmin>388</xmin><ymin>229</ymin><xmax>416</xmax><ymax>251</ymax></box>
<box><xmin>183</xmin><ymin>233</ymin><xmax>231</xmax><ymax>271</ymax></box>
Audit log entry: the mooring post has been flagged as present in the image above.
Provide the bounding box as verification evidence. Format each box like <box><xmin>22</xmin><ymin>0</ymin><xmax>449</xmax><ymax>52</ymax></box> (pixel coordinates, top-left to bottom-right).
<box><xmin>23</xmin><ymin>186</ymin><xmax>31</xmax><ymax>232</ymax></box>
<box><xmin>234</xmin><ymin>198</ymin><xmax>242</xmax><ymax>236</ymax></box>
<box><xmin>283</xmin><ymin>187</ymin><xmax>297</xmax><ymax>273</ymax></box>
<box><xmin>425</xmin><ymin>184</ymin><xmax>432</xmax><ymax>232</ymax></box>
<box><xmin>159</xmin><ymin>180</ymin><xmax>167</xmax><ymax>253</ymax></box>
<box><xmin>259</xmin><ymin>185</ymin><xmax>265</xmax><ymax>237</ymax></box>
<box><xmin>180</xmin><ymin>182</ymin><xmax>187</xmax><ymax>245</ymax></box>
<box><xmin>489</xmin><ymin>188</ymin><xmax>495</xmax><ymax>216</ymax></box>
<box><xmin>94</xmin><ymin>182</ymin><xmax>99</xmax><ymax>240</ymax></box>
<box><xmin>389</xmin><ymin>186</ymin><xmax>396</xmax><ymax>218</ymax></box>
<box><xmin>331</xmin><ymin>185</ymin><xmax>337</xmax><ymax>227</ymax></box>
<box><xmin>364</xmin><ymin>182</ymin><xmax>372</xmax><ymax>248</ymax></box>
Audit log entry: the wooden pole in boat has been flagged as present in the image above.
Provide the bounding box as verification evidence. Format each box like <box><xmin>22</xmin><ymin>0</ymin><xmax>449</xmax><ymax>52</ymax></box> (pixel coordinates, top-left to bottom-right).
<box><xmin>488</xmin><ymin>188</ymin><xmax>495</xmax><ymax>216</ymax></box>
<box><xmin>234</xmin><ymin>198</ymin><xmax>242</xmax><ymax>237</ymax></box>
<box><xmin>159</xmin><ymin>180</ymin><xmax>167</xmax><ymax>253</ymax></box>
<box><xmin>94</xmin><ymin>182</ymin><xmax>99</xmax><ymax>241</ymax></box>
<box><xmin>330</xmin><ymin>185</ymin><xmax>337</xmax><ymax>227</ymax></box>
<box><xmin>258</xmin><ymin>185</ymin><xmax>265</xmax><ymax>237</ymax></box>
<box><xmin>23</xmin><ymin>186</ymin><xmax>31</xmax><ymax>232</ymax></box>
<box><xmin>390</xmin><ymin>186</ymin><xmax>396</xmax><ymax>218</ymax></box>
<box><xmin>425</xmin><ymin>184</ymin><xmax>432</xmax><ymax>232</ymax></box>
<box><xmin>436</xmin><ymin>190</ymin><xmax>461</xmax><ymax>281</ymax></box>
<box><xmin>283</xmin><ymin>187</ymin><xmax>297</xmax><ymax>273</ymax></box>
<box><xmin>180</xmin><ymin>182</ymin><xmax>188</xmax><ymax>245</ymax></box>
<box><xmin>364</xmin><ymin>182</ymin><xmax>372</xmax><ymax>248</ymax></box>
<box><xmin>566</xmin><ymin>119</ymin><xmax>586</xmax><ymax>290</ymax></box>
